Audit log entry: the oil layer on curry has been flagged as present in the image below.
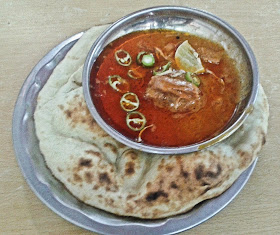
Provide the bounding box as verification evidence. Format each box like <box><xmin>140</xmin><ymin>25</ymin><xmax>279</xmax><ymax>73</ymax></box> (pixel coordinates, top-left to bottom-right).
<box><xmin>90</xmin><ymin>30</ymin><xmax>240</xmax><ymax>147</ymax></box>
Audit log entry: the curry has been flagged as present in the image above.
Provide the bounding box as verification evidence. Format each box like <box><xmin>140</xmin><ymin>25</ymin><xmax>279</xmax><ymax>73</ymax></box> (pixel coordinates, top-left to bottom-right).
<box><xmin>90</xmin><ymin>30</ymin><xmax>240</xmax><ymax>147</ymax></box>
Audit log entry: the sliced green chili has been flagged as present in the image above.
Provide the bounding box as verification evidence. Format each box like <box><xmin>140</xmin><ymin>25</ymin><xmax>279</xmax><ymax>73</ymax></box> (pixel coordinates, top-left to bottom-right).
<box><xmin>153</xmin><ymin>61</ymin><xmax>172</xmax><ymax>75</ymax></box>
<box><xmin>185</xmin><ymin>72</ymin><xmax>192</xmax><ymax>82</ymax></box>
<box><xmin>120</xmin><ymin>92</ymin><xmax>139</xmax><ymax>112</ymax></box>
<box><xmin>142</xmin><ymin>54</ymin><xmax>155</xmax><ymax>67</ymax></box>
<box><xmin>136</xmin><ymin>52</ymin><xmax>146</xmax><ymax>65</ymax></box>
<box><xmin>126</xmin><ymin>111</ymin><xmax>146</xmax><ymax>131</ymax></box>
<box><xmin>114</xmin><ymin>49</ymin><xmax>132</xmax><ymax>66</ymax></box>
<box><xmin>127</xmin><ymin>69</ymin><xmax>142</xmax><ymax>79</ymax></box>
<box><xmin>185</xmin><ymin>72</ymin><xmax>201</xmax><ymax>87</ymax></box>
<box><xmin>108</xmin><ymin>75</ymin><xmax>130</xmax><ymax>93</ymax></box>
<box><xmin>136</xmin><ymin>52</ymin><xmax>155</xmax><ymax>67</ymax></box>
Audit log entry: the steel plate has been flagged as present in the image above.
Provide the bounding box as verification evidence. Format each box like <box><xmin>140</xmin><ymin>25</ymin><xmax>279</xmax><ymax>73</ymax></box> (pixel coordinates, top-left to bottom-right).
<box><xmin>12</xmin><ymin>31</ymin><xmax>257</xmax><ymax>235</ymax></box>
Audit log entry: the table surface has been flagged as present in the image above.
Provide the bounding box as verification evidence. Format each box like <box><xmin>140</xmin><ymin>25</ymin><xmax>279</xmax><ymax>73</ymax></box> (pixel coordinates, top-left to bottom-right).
<box><xmin>1</xmin><ymin>0</ymin><xmax>280</xmax><ymax>234</ymax></box>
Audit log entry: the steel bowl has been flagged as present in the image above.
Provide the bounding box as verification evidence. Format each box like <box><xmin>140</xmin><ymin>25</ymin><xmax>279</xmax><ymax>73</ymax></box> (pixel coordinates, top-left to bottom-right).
<box><xmin>83</xmin><ymin>6</ymin><xmax>258</xmax><ymax>154</ymax></box>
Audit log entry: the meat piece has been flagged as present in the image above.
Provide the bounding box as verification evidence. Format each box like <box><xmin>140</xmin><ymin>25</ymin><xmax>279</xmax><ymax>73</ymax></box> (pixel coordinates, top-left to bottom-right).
<box><xmin>197</xmin><ymin>47</ymin><xmax>224</xmax><ymax>64</ymax></box>
<box><xmin>154</xmin><ymin>43</ymin><xmax>178</xmax><ymax>61</ymax></box>
<box><xmin>145</xmin><ymin>74</ymin><xmax>205</xmax><ymax>113</ymax></box>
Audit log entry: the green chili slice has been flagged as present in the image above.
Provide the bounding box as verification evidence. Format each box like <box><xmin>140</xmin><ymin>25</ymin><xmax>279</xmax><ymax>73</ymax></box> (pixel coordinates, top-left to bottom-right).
<box><xmin>120</xmin><ymin>92</ymin><xmax>140</xmax><ymax>112</ymax></box>
<box><xmin>185</xmin><ymin>72</ymin><xmax>192</xmax><ymax>82</ymax></box>
<box><xmin>136</xmin><ymin>52</ymin><xmax>155</xmax><ymax>67</ymax></box>
<box><xmin>142</xmin><ymin>54</ymin><xmax>155</xmax><ymax>67</ymax></box>
<box><xmin>185</xmin><ymin>72</ymin><xmax>201</xmax><ymax>87</ymax></box>
<box><xmin>136</xmin><ymin>52</ymin><xmax>146</xmax><ymax>65</ymax></box>
<box><xmin>153</xmin><ymin>61</ymin><xmax>172</xmax><ymax>75</ymax></box>
<box><xmin>127</xmin><ymin>69</ymin><xmax>142</xmax><ymax>79</ymax></box>
<box><xmin>108</xmin><ymin>75</ymin><xmax>130</xmax><ymax>93</ymax></box>
<box><xmin>115</xmin><ymin>49</ymin><xmax>132</xmax><ymax>66</ymax></box>
<box><xmin>126</xmin><ymin>111</ymin><xmax>146</xmax><ymax>131</ymax></box>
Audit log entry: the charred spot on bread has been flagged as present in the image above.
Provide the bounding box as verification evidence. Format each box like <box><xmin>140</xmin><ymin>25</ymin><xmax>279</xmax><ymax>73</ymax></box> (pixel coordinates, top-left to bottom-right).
<box><xmin>170</xmin><ymin>182</ymin><xmax>178</xmax><ymax>189</ymax></box>
<box><xmin>79</xmin><ymin>158</ymin><xmax>93</xmax><ymax>168</ymax></box>
<box><xmin>205</xmin><ymin>164</ymin><xmax>222</xmax><ymax>178</ymax></box>
<box><xmin>195</xmin><ymin>164</ymin><xmax>222</xmax><ymax>180</ymax></box>
<box><xmin>64</xmin><ymin>109</ymin><xmax>72</xmax><ymax>118</ymax></box>
<box><xmin>73</xmin><ymin>173</ymin><xmax>82</xmax><ymax>182</ymax></box>
<box><xmin>99</xmin><ymin>172</ymin><xmax>111</xmax><ymax>184</ymax></box>
<box><xmin>195</xmin><ymin>165</ymin><xmax>204</xmax><ymax>180</ymax></box>
<box><xmin>146</xmin><ymin>190</ymin><xmax>168</xmax><ymax>202</ymax></box>
<box><xmin>180</xmin><ymin>169</ymin><xmax>189</xmax><ymax>178</ymax></box>
<box><xmin>104</xmin><ymin>143</ymin><xmax>118</xmax><ymax>154</ymax></box>
<box><xmin>85</xmin><ymin>150</ymin><xmax>102</xmax><ymax>158</ymax></box>
<box><xmin>125</xmin><ymin>161</ymin><xmax>135</xmax><ymax>175</ymax></box>
<box><xmin>84</xmin><ymin>171</ymin><xmax>93</xmax><ymax>183</ymax></box>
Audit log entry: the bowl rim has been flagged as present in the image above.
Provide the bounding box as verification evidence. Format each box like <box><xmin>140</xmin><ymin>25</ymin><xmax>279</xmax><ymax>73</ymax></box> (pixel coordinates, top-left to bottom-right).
<box><xmin>83</xmin><ymin>5</ymin><xmax>259</xmax><ymax>154</ymax></box>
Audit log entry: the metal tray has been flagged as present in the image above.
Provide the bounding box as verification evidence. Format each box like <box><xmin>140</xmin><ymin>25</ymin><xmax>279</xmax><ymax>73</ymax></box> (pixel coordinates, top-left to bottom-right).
<box><xmin>12</xmin><ymin>31</ymin><xmax>257</xmax><ymax>235</ymax></box>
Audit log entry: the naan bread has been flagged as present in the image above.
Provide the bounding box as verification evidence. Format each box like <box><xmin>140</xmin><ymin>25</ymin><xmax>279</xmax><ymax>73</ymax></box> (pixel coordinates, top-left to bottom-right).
<box><xmin>34</xmin><ymin>25</ymin><xmax>269</xmax><ymax>219</ymax></box>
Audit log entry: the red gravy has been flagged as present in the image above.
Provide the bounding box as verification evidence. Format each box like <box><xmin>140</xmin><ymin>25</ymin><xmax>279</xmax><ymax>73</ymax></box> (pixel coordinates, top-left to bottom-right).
<box><xmin>90</xmin><ymin>30</ymin><xmax>240</xmax><ymax>147</ymax></box>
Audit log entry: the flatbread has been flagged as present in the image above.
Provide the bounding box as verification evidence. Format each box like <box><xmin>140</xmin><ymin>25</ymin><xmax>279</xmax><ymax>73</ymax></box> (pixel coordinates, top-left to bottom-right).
<box><xmin>34</xmin><ymin>25</ymin><xmax>269</xmax><ymax>219</ymax></box>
